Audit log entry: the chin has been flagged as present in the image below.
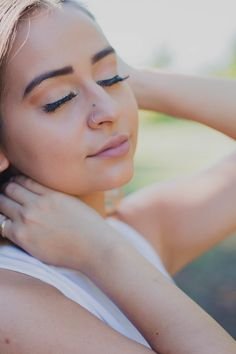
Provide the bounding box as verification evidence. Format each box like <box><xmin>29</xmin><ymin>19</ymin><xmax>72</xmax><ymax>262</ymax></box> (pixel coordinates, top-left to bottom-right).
<box><xmin>101</xmin><ymin>164</ymin><xmax>134</xmax><ymax>190</ymax></box>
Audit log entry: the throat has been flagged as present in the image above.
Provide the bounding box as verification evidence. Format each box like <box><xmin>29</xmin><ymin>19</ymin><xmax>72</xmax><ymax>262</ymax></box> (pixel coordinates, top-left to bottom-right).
<box><xmin>77</xmin><ymin>191</ymin><xmax>107</xmax><ymax>218</ymax></box>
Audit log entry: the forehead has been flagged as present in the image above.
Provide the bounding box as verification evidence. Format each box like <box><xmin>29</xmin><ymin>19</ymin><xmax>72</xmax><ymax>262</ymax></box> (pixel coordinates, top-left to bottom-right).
<box><xmin>5</xmin><ymin>5</ymin><xmax>109</xmax><ymax>90</ymax></box>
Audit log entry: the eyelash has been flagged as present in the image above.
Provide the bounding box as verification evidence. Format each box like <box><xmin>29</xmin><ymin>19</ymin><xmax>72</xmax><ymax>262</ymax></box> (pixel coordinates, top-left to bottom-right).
<box><xmin>42</xmin><ymin>75</ymin><xmax>129</xmax><ymax>113</ymax></box>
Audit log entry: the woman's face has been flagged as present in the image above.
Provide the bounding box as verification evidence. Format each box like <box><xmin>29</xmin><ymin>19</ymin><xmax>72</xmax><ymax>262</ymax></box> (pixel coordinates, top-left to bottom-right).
<box><xmin>1</xmin><ymin>5</ymin><xmax>138</xmax><ymax>196</ymax></box>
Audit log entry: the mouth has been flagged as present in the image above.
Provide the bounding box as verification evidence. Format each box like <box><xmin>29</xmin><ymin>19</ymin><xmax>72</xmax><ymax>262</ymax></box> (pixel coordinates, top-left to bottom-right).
<box><xmin>88</xmin><ymin>134</ymin><xmax>131</xmax><ymax>158</ymax></box>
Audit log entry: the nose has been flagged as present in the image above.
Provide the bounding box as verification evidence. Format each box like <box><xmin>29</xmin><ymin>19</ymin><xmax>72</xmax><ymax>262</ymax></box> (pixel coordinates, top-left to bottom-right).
<box><xmin>87</xmin><ymin>94</ymin><xmax>119</xmax><ymax>130</ymax></box>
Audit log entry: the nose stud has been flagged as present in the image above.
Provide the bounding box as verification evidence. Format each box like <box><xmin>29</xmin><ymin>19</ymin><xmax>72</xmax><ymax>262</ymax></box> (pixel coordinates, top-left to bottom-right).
<box><xmin>91</xmin><ymin>103</ymin><xmax>97</xmax><ymax>124</ymax></box>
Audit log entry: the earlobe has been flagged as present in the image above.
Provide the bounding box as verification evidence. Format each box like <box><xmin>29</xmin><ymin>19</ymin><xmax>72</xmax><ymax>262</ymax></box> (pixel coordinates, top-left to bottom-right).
<box><xmin>0</xmin><ymin>153</ymin><xmax>10</xmax><ymax>173</ymax></box>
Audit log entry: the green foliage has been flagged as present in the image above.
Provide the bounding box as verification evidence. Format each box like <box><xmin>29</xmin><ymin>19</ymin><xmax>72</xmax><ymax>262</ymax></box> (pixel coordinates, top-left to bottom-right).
<box><xmin>216</xmin><ymin>39</ymin><xmax>236</xmax><ymax>78</ymax></box>
<box><xmin>151</xmin><ymin>45</ymin><xmax>174</xmax><ymax>68</ymax></box>
<box><xmin>139</xmin><ymin>110</ymin><xmax>185</xmax><ymax>125</ymax></box>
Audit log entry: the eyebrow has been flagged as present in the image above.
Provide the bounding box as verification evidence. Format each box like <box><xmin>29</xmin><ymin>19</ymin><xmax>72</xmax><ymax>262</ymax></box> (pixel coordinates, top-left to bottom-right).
<box><xmin>23</xmin><ymin>45</ymin><xmax>115</xmax><ymax>98</ymax></box>
<box><xmin>92</xmin><ymin>46</ymin><xmax>115</xmax><ymax>65</ymax></box>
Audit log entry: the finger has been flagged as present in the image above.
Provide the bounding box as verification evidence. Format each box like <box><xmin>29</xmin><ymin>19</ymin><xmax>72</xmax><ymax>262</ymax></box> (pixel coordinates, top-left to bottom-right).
<box><xmin>13</xmin><ymin>175</ymin><xmax>52</xmax><ymax>195</ymax></box>
<box><xmin>0</xmin><ymin>217</ymin><xmax>14</xmax><ymax>243</ymax></box>
<box><xmin>0</xmin><ymin>213</ymin><xmax>7</xmax><ymax>229</ymax></box>
<box><xmin>3</xmin><ymin>181</ymin><xmax>38</xmax><ymax>206</ymax></box>
<box><xmin>0</xmin><ymin>194</ymin><xmax>20</xmax><ymax>220</ymax></box>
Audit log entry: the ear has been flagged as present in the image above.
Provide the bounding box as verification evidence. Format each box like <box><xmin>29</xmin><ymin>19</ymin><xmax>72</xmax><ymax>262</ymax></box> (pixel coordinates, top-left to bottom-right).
<box><xmin>0</xmin><ymin>150</ymin><xmax>10</xmax><ymax>173</ymax></box>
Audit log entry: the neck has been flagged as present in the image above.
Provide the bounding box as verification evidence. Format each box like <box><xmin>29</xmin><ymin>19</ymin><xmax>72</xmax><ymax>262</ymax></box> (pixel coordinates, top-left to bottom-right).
<box><xmin>78</xmin><ymin>191</ymin><xmax>107</xmax><ymax>218</ymax></box>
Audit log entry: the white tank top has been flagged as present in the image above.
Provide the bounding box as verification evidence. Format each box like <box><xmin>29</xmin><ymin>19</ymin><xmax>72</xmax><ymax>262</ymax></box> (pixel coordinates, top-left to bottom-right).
<box><xmin>0</xmin><ymin>217</ymin><xmax>171</xmax><ymax>349</ymax></box>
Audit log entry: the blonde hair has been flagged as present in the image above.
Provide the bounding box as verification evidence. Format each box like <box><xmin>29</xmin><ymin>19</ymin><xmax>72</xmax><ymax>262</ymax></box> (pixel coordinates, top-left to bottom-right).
<box><xmin>0</xmin><ymin>0</ymin><xmax>94</xmax><ymax>244</ymax></box>
<box><xmin>0</xmin><ymin>0</ymin><xmax>94</xmax><ymax>92</ymax></box>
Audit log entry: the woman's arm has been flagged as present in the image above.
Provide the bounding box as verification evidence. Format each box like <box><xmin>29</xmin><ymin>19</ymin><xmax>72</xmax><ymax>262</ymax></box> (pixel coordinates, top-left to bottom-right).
<box><xmin>81</xmin><ymin>231</ymin><xmax>236</xmax><ymax>354</ymax></box>
<box><xmin>116</xmin><ymin>61</ymin><xmax>236</xmax><ymax>273</ymax></box>
<box><xmin>117</xmin><ymin>148</ymin><xmax>236</xmax><ymax>274</ymax></box>
<box><xmin>0</xmin><ymin>178</ymin><xmax>235</xmax><ymax>354</ymax></box>
<box><xmin>0</xmin><ymin>269</ymin><xmax>154</xmax><ymax>354</ymax></box>
<box><xmin>127</xmin><ymin>67</ymin><xmax>236</xmax><ymax>139</ymax></box>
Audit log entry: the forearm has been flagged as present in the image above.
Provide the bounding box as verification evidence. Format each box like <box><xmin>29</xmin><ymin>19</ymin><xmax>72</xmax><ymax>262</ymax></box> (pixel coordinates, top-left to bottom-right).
<box><xmin>158</xmin><ymin>149</ymin><xmax>236</xmax><ymax>274</ymax></box>
<box><xmin>130</xmin><ymin>68</ymin><xmax>236</xmax><ymax>139</ymax></box>
<box><xmin>81</xmin><ymin>233</ymin><xmax>235</xmax><ymax>354</ymax></box>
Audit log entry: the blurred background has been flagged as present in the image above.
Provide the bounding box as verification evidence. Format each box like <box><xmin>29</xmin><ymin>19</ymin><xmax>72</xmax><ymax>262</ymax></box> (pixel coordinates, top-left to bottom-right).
<box><xmin>85</xmin><ymin>0</ymin><xmax>236</xmax><ymax>337</ymax></box>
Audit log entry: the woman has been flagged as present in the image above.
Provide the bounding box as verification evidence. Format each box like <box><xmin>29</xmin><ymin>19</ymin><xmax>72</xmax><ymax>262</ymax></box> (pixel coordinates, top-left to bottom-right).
<box><xmin>0</xmin><ymin>0</ymin><xmax>235</xmax><ymax>353</ymax></box>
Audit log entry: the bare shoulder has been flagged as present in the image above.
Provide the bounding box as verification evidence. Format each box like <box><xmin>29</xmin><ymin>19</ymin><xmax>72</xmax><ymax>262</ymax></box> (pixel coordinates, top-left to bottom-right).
<box><xmin>0</xmin><ymin>269</ymin><xmax>153</xmax><ymax>354</ymax></box>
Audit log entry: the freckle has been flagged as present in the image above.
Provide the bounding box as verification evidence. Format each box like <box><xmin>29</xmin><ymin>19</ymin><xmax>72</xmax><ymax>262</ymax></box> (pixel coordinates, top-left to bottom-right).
<box><xmin>4</xmin><ymin>338</ymin><xmax>10</xmax><ymax>344</ymax></box>
<box><xmin>155</xmin><ymin>332</ymin><xmax>159</xmax><ymax>336</ymax></box>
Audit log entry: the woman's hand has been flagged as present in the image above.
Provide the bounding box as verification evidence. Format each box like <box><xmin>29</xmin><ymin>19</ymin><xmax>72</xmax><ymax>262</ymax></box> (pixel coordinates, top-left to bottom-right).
<box><xmin>0</xmin><ymin>175</ymin><xmax>117</xmax><ymax>271</ymax></box>
<box><xmin>117</xmin><ymin>56</ymin><xmax>141</xmax><ymax>101</ymax></box>
<box><xmin>119</xmin><ymin>59</ymin><xmax>236</xmax><ymax>139</ymax></box>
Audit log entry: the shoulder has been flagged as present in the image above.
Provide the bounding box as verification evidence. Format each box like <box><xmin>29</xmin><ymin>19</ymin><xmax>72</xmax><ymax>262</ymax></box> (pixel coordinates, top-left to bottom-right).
<box><xmin>0</xmin><ymin>268</ymin><xmax>93</xmax><ymax>353</ymax></box>
<box><xmin>0</xmin><ymin>269</ymin><xmax>151</xmax><ymax>354</ymax></box>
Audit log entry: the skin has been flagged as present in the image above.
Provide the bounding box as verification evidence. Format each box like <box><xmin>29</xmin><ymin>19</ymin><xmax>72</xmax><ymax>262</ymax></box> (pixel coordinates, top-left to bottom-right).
<box><xmin>0</xmin><ymin>4</ymin><xmax>138</xmax><ymax>217</ymax></box>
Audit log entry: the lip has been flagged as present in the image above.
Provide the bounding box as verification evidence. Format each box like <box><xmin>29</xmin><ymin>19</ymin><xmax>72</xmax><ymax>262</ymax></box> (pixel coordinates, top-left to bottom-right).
<box><xmin>88</xmin><ymin>134</ymin><xmax>130</xmax><ymax>158</ymax></box>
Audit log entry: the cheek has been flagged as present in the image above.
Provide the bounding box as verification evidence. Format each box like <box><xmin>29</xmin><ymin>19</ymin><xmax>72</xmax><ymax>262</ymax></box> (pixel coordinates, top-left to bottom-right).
<box><xmin>3</xmin><ymin>124</ymin><xmax>88</xmax><ymax>192</ymax></box>
<box><xmin>2</xmin><ymin>111</ymin><xmax>78</xmax><ymax>175</ymax></box>
<box><xmin>5</xmin><ymin>122</ymin><xmax>51</xmax><ymax>163</ymax></box>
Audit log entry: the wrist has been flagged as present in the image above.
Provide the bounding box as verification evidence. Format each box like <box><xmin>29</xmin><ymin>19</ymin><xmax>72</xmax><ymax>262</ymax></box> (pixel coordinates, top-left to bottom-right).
<box><xmin>68</xmin><ymin>222</ymin><xmax>123</xmax><ymax>276</ymax></box>
<box><xmin>129</xmin><ymin>68</ymin><xmax>164</xmax><ymax>111</ymax></box>
<box><xmin>128</xmin><ymin>68</ymin><xmax>147</xmax><ymax>109</ymax></box>
<box><xmin>129</xmin><ymin>68</ymin><xmax>180</xmax><ymax>113</ymax></box>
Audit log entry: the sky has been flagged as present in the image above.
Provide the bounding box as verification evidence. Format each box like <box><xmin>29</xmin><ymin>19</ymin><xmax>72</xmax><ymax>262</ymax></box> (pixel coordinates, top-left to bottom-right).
<box><xmin>84</xmin><ymin>0</ymin><xmax>236</xmax><ymax>73</ymax></box>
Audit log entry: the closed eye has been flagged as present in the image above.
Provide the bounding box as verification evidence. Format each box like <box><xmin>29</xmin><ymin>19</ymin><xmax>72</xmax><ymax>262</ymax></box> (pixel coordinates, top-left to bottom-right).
<box><xmin>97</xmin><ymin>75</ymin><xmax>129</xmax><ymax>87</ymax></box>
<box><xmin>42</xmin><ymin>91</ymin><xmax>78</xmax><ymax>113</ymax></box>
<box><xmin>42</xmin><ymin>75</ymin><xmax>129</xmax><ymax>114</ymax></box>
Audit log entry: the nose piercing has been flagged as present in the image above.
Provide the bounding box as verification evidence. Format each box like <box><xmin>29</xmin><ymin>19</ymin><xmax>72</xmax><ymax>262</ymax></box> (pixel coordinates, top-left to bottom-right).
<box><xmin>91</xmin><ymin>104</ymin><xmax>97</xmax><ymax>124</ymax></box>
<box><xmin>91</xmin><ymin>112</ymin><xmax>96</xmax><ymax>124</ymax></box>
